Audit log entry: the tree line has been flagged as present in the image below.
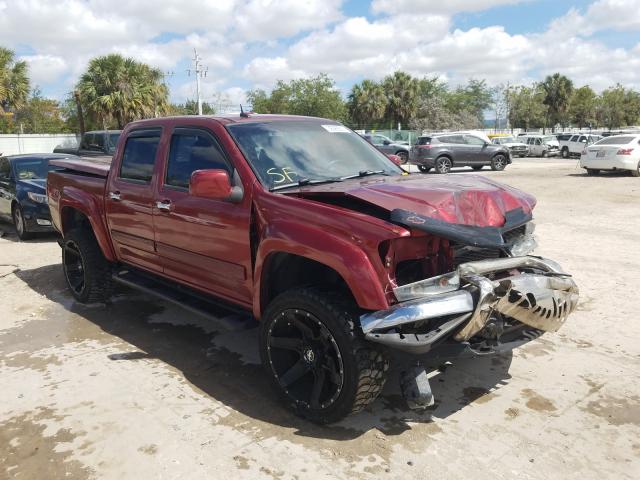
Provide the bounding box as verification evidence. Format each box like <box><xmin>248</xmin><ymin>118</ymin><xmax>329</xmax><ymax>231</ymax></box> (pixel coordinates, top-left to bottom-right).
<box><xmin>2</xmin><ymin>46</ymin><xmax>640</xmax><ymax>135</ymax></box>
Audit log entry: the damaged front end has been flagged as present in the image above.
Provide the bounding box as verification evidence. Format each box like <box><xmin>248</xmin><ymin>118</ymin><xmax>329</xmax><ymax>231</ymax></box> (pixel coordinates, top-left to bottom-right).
<box><xmin>361</xmin><ymin>208</ymin><xmax>579</xmax><ymax>356</ymax></box>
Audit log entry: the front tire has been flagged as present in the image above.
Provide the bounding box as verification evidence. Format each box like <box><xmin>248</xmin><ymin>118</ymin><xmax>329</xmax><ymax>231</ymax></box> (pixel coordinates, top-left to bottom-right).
<box><xmin>12</xmin><ymin>205</ymin><xmax>34</xmax><ymax>240</ymax></box>
<box><xmin>396</xmin><ymin>151</ymin><xmax>409</xmax><ymax>164</ymax></box>
<box><xmin>632</xmin><ymin>161</ymin><xmax>640</xmax><ymax>177</ymax></box>
<box><xmin>434</xmin><ymin>156</ymin><xmax>452</xmax><ymax>174</ymax></box>
<box><xmin>561</xmin><ymin>148</ymin><xmax>569</xmax><ymax>159</ymax></box>
<box><xmin>417</xmin><ymin>165</ymin><xmax>431</xmax><ymax>173</ymax></box>
<box><xmin>260</xmin><ymin>288</ymin><xmax>388</xmax><ymax>424</ymax></box>
<box><xmin>62</xmin><ymin>228</ymin><xmax>113</xmax><ymax>303</ymax></box>
<box><xmin>586</xmin><ymin>168</ymin><xmax>600</xmax><ymax>176</ymax></box>
<box><xmin>491</xmin><ymin>154</ymin><xmax>507</xmax><ymax>171</ymax></box>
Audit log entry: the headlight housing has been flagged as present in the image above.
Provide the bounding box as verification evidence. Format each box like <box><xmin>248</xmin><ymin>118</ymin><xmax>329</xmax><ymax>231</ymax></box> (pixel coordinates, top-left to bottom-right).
<box><xmin>27</xmin><ymin>192</ymin><xmax>48</xmax><ymax>204</ymax></box>
<box><xmin>508</xmin><ymin>222</ymin><xmax>537</xmax><ymax>256</ymax></box>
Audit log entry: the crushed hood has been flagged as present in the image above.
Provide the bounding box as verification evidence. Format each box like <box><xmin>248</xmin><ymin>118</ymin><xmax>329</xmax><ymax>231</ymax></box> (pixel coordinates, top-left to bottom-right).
<box><xmin>295</xmin><ymin>174</ymin><xmax>536</xmax><ymax>228</ymax></box>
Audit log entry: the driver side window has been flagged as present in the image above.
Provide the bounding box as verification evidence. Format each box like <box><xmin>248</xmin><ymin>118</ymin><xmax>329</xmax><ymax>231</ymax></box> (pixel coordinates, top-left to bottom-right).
<box><xmin>166</xmin><ymin>129</ymin><xmax>230</xmax><ymax>189</ymax></box>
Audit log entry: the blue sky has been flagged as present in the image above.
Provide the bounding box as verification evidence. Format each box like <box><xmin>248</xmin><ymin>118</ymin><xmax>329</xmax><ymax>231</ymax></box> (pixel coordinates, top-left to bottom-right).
<box><xmin>0</xmin><ymin>0</ymin><xmax>638</xmax><ymax>109</ymax></box>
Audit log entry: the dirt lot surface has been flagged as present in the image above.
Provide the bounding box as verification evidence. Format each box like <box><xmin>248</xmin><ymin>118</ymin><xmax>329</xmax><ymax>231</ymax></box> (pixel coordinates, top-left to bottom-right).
<box><xmin>1</xmin><ymin>158</ymin><xmax>639</xmax><ymax>480</ymax></box>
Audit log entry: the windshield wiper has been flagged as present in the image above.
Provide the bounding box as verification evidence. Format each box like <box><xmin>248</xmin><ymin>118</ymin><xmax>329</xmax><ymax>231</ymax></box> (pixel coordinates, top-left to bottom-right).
<box><xmin>340</xmin><ymin>170</ymin><xmax>389</xmax><ymax>180</ymax></box>
<box><xmin>269</xmin><ymin>177</ymin><xmax>343</xmax><ymax>192</ymax></box>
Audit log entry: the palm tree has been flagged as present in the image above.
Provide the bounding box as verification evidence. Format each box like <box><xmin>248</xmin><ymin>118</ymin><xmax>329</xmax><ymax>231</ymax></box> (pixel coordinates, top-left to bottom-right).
<box><xmin>541</xmin><ymin>73</ymin><xmax>574</xmax><ymax>130</ymax></box>
<box><xmin>348</xmin><ymin>80</ymin><xmax>386</xmax><ymax>128</ymax></box>
<box><xmin>382</xmin><ymin>71</ymin><xmax>419</xmax><ymax>127</ymax></box>
<box><xmin>76</xmin><ymin>54</ymin><xmax>169</xmax><ymax>129</ymax></box>
<box><xmin>0</xmin><ymin>47</ymin><xmax>30</xmax><ymax>112</ymax></box>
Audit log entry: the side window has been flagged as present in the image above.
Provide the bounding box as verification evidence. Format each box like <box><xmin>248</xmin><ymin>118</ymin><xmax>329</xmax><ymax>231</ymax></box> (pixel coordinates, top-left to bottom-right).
<box><xmin>464</xmin><ymin>135</ymin><xmax>485</xmax><ymax>145</ymax></box>
<box><xmin>570</xmin><ymin>135</ymin><xmax>579</xmax><ymax>142</ymax></box>
<box><xmin>119</xmin><ymin>131</ymin><xmax>161</xmax><ymax>183</ymax></box>
<box><xmin>535</xmin><ymin>138</ymin><xmax>542</xmax><ymax>145</ymax></box>
<box><xmin>0</xmin><ymin>157</ymin><xmax>11</xmax><ymax>180</ymax></box>
<box><xmin>578</xmin><ymin>136</ymin><xmax>587</xmax><ymax>143</ymax></box>
<box><xmin>93</xmin><ymin>133</ymin><xmax>105</xmax><ymax>150</ymax></box>
<box><xmin>371</xmin><ymin>135</ymin><xmax>384</xmax><ymax>146</ymax></box>
<box><xmin>80</xmin><ymin>133</ymin><xmax>93</xmax><ymax>150</ymax></box>
<box><xmin>165</xmin><ymin>130</ymin><xmax>229</xmax><ymax>189</ymax></box>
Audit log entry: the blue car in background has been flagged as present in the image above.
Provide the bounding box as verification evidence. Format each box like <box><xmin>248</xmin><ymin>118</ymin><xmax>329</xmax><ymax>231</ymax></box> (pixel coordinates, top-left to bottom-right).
<box><xmin>0</xmin><ymin>153</ymin><xmax>76</xmax><ymax>240</ymax></box>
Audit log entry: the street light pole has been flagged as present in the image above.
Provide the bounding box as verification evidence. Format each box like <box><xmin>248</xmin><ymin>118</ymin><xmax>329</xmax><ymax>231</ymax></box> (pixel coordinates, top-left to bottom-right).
<box><xmin>189</xmin><ymin>49</ymin><xmax>208</xmax><ymax>116</ymax></box>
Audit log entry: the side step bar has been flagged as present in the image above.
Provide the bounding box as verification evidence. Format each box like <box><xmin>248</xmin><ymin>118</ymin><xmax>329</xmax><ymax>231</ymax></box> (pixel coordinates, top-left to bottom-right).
<box><xmin>111</xmin><ymin>268</ymin><xmax>255</xmax><ymax>331</ymax></box>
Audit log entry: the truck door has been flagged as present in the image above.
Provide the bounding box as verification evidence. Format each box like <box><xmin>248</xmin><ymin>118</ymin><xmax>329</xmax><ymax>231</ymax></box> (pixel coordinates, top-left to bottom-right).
<box><xmin>105</xmin><ymin>128</ymin><xmax>162</xmax><ymax>272</ymax></box>
<box><xmin>152</xmin><ymin>126</ymin><xmax>252</xmax><ymax>305</ymax></box>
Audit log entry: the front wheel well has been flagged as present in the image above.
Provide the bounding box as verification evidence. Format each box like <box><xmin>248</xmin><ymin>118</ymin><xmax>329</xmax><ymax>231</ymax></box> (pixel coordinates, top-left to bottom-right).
<box><xmin>260</xmin><ymin>252</ymin><xmax>352</xmax><ymax>313</ymax></box>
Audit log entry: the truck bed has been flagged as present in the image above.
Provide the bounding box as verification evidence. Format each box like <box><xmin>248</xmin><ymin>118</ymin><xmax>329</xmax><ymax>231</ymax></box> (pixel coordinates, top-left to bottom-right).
<box><xmin>50</xmin><ymin>155</ymin><xmax>112</xmax><ymax>178</ymax></box>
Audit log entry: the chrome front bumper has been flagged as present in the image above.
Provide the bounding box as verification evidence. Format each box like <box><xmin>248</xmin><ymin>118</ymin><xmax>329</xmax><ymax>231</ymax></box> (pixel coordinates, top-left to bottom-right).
<box><xmin>360</xmin><ymin>256</ymin><xmax>579</xmax><ymax>353</ymax></box>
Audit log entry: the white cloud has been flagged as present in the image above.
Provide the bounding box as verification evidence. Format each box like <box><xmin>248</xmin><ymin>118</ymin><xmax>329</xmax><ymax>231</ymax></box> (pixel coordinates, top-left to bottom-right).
<box><xmin>243</xmin><ymin>57</ymin><xmax>308</xmax><ymax>88</ymax></box>
<box><xmin>235</xmin><ymin>0</ymin><xmax>343</xmax><ymax>41</ymax></box>
<box><xmin>371</xmin><ymin>0</ymin><xmax>528</xmax><ymax>15</ymax></box>
<box><xmin>19</xmin><ymin>55</ymin><xmax>68</xmax><ymax>86</ymax></box>
<box><xmin>547</xmin><ymin>0</ymin><xmax>640</xmax><ymax>38</ymax></box>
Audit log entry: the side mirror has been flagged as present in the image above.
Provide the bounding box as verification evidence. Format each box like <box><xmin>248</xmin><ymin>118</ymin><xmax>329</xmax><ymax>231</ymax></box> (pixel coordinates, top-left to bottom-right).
<box><xmin>383</xmin><ymin>140</ymin><xmax>391</xmax><ymax>145</ymax></box>
<box><xmin>189</xmin><ymin>169</ymin><xmax>242</xmax><ymax>202</ymax></box>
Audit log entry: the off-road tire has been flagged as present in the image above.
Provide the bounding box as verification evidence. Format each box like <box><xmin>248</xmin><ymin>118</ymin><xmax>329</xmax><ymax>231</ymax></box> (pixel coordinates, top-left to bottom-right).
<box><xmin>417</xmin><ymin>165</ymin><xmax>431</xmax><ymax>173</ymax></box>
<box><xmin>586</xmin><ymin>168</ymin><xmax>600</xmax><ymax>176</ymax></box>
<box><xmin>260</xmin><ymin>287</ymin><xmax>389</xmax><ymax>424</ymax></box>
<box><xmin>12</xmin><ymin>204</ymin><xmax>34</xmax><ymax>240</ymax></box>
<box><xmin>62</xmin><ymin>228</ymin><xmax>113</xmax><ymax>303</ymax></box>
<box><xmin>491</xmin><ymin>154</ymin><xmax>507</xmax><ymax>171</ymax></box>
<box><xmin>632</xmin><ymin>161</ymin><xmax>640</xmax><ymax>177</ymax></box>
<box><xmin>434</xmin><ymin>156</ymin><xmax>452</xmax><ymax>174</ymax></box>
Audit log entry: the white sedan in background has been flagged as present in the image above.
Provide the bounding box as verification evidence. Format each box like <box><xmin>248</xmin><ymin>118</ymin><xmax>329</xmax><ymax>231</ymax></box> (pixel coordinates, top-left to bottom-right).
<box><xmin>580</xmin><ymin>134</ymin><xmax>640</xmax><ymax>177</ymax></box>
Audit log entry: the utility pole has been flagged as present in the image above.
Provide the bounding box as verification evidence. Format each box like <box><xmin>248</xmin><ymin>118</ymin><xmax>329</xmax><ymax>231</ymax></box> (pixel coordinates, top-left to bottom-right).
<box><xmin>187</xmin><ymin>49</ymin><xmax>208</xmax><ymax>115</ymax></box>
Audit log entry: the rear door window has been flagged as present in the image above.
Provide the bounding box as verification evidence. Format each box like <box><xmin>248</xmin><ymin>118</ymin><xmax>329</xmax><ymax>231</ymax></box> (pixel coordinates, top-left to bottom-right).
<box><xmin>165</xmin><ymin>129</ymin><xmax>230</xmax><ymax>189</ymax></box>
<box><xmin>119</xmin><ymin>129</ymin><xmax>162</xmax><ymax>183</ymax></box>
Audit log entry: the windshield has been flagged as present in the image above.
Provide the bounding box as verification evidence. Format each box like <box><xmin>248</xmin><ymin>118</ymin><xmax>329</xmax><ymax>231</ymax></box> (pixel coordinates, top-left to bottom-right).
<box><xmin>227</xmin><ymin>121</ymin><xmax>402</xmax><ymax>189</ymax></box>
<box><xmin>107</xmin><ymin>133</ymin><xmax>121</xmax><ymax>154</ymax></box>
<box><xmin>495</xmin><ymin>137</ymin><xmax>515</xmax><ymax>144</ymax></box>
<box><xmin>14</xmin><ymin>158</ymin><xmax>63</xmax><ymax>180</ymax></box>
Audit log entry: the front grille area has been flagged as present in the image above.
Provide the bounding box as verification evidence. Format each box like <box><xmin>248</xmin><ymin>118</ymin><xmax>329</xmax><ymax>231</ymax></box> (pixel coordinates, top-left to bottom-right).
<box><xmin>503</xmin><ymin>225</ymin><xmax>526</xmax><ymax>244</ymax></box>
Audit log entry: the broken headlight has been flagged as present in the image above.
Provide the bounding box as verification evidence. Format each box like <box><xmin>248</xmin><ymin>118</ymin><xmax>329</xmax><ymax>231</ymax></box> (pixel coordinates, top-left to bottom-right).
<box><xmin>507</xmin><ymin>222</ymin><xmax>537</xmax><ymax>257</ymax></box>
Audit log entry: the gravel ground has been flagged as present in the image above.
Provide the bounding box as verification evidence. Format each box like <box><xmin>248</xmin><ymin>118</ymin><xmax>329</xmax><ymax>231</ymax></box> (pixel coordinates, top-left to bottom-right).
<box><xmin>1</xmin><ymin>158</ymin><xmax>639</xmax><ymax>480</ymax></box>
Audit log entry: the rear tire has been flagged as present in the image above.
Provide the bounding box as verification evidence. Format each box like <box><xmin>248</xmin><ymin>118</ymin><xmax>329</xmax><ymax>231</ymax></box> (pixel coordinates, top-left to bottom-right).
<box><xmin>417</xmin><ymin>165</ymin><xmax>431</xmax><ymax>173</ymax></box>
<box><xmin>62</xmin><ymin>228</ymin><xmax>113</xmax><ymax>303</ymax></box>
<box><xmin>396</xmin><ymin>151</ymin><xmax>409</xmax><ymax>164</ymax></box>
<box><xmin>12</xmin><ymin>205</ymin><xmax>34</xmax><ymax>240</ymax></box>
<box><xmin>632</xmin><ymin>162</ymin><xmax>640</xmax><ymax>177</ymax></box>
<box><xmin>561</xmin><ymin>148</ymin><xmax>569</xmax><ymax>159</ymax></box>
<box><xmin>260</xmin><ymin>288</ymin><xmax>389</xmax><ymax>424</ymax></box>
<box><xmin>586</xmin><ymin>168</ymin><xmax>600</xmax><ymax>176</ymax></box>
<box><xmin>434</xmin><ymin>156</ymin><xmax>452</xmax><ymax>174</ymax></box>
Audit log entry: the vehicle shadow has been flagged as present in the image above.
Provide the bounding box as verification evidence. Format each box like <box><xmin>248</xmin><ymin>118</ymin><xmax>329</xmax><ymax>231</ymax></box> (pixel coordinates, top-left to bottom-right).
<box><xmin>14</xmin><ymin>263</ymin><xmax>514</xmax><ymax>440</ymax></box>
<box><xmin>567</xmin><ymin>171</ymin><xmax>633</xmax><ymax>178</ymax></box>
<box><xmin>0</xmin><ymin>222</ymin><xmax>59</xmax><ymax>243</ymax></box>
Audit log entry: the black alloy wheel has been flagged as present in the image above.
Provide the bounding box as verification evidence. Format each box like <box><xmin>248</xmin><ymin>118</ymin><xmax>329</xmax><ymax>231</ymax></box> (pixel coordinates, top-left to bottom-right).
<box><xmin>266</xmin><ymin>308</ymin><xmax>344</xmax><ymax>411</ymax></box>
<box><xmin>63</xmin><ymin>239</ymin><xmax>86</xmax><ymax>297</ymax></box>
<box><xmin>434</xmin><ymin>156</ymin><xmax>452</xmax><ymax>174</ymax></box>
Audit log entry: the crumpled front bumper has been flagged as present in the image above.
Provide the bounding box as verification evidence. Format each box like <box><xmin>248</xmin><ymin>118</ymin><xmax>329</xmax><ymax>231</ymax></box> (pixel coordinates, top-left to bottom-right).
<box><xmin>360</xmin><ymin>256</ymin><xmax>579</xmax><ymax>354</ymax></box>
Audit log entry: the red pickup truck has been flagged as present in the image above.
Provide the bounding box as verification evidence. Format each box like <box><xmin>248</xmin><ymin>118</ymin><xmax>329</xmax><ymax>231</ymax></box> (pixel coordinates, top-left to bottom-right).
<box><xmin>47</xmin><ymin>114</ymin><xmax>579</xmax><ymax>423</ymax></box>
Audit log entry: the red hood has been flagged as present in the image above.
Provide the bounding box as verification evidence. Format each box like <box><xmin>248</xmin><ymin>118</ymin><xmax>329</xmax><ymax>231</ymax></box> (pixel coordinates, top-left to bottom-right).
<box><xmin>294</xmin><ymin>174</ymin><xmax>536</xmax><ymax>228</ymax></box>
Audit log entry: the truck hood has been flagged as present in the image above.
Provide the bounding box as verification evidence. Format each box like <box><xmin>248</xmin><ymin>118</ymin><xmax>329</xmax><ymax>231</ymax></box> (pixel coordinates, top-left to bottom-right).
<box><xmin>293</xmin><ymin>174</ymin><xmax>536</xmax><ymax>228</ymax></box>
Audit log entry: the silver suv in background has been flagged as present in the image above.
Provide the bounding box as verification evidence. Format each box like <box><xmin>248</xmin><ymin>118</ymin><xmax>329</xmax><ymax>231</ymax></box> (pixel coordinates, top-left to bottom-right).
<box><xmin>361</xmin><ymin>133</ymin><xmax>410</xmax><ymax>164</ymax></box>
<box><xmin>410</xmin><ymin>133</ymin><xmax>511</xmax><ymax>174</ymax></box>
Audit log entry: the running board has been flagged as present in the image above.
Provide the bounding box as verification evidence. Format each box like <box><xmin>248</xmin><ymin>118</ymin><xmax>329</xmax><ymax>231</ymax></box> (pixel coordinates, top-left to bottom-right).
<box><xmin>111</xmin><ymin>268</ymin><xmax>255</xmax><ymax>331</ymax></box>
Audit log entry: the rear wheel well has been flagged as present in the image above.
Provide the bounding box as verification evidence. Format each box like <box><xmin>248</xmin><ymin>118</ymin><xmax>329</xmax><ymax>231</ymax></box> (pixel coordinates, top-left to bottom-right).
<box><xmin>261</xmin><ymin>253</ymin><xmax>352</xmax><ymax>313</ymax></box>
<box><xmin>61</xmin><ymin>207</ymin><xmax>92</xmax><ymax>236</ymax></box>
<box><xmin>436</xmin><ymin>154</ymin><xmax>453</xmax><ymax>165</ymax></box>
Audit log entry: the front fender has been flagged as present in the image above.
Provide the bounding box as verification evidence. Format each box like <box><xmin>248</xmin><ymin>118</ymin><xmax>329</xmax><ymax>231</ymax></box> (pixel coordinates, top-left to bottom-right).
<box><xmin>253</xmin><ymin>220</ymin><xmax>389</xmax><ymax>318</ymax></box>
<box><xmin>58</xmin><ymin>187</ymin><xmax>115</xmax><ymax>261</ymax></box>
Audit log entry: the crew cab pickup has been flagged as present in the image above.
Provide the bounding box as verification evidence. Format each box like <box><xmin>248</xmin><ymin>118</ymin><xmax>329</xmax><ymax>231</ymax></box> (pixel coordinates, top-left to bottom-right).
<box><xmin>47</xmin><ymin>115</ymin><xmax>579</xmax><ymax>423</ymax></box>
<box><xmin>53</xmin><ymin>130</ymin><xmax>122</xmax><ymax>157</ymax></box>
<box><xmin>559</xmin><ymin>134</ymin><xmax>602</xmax><ymax>158</ymax></box>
